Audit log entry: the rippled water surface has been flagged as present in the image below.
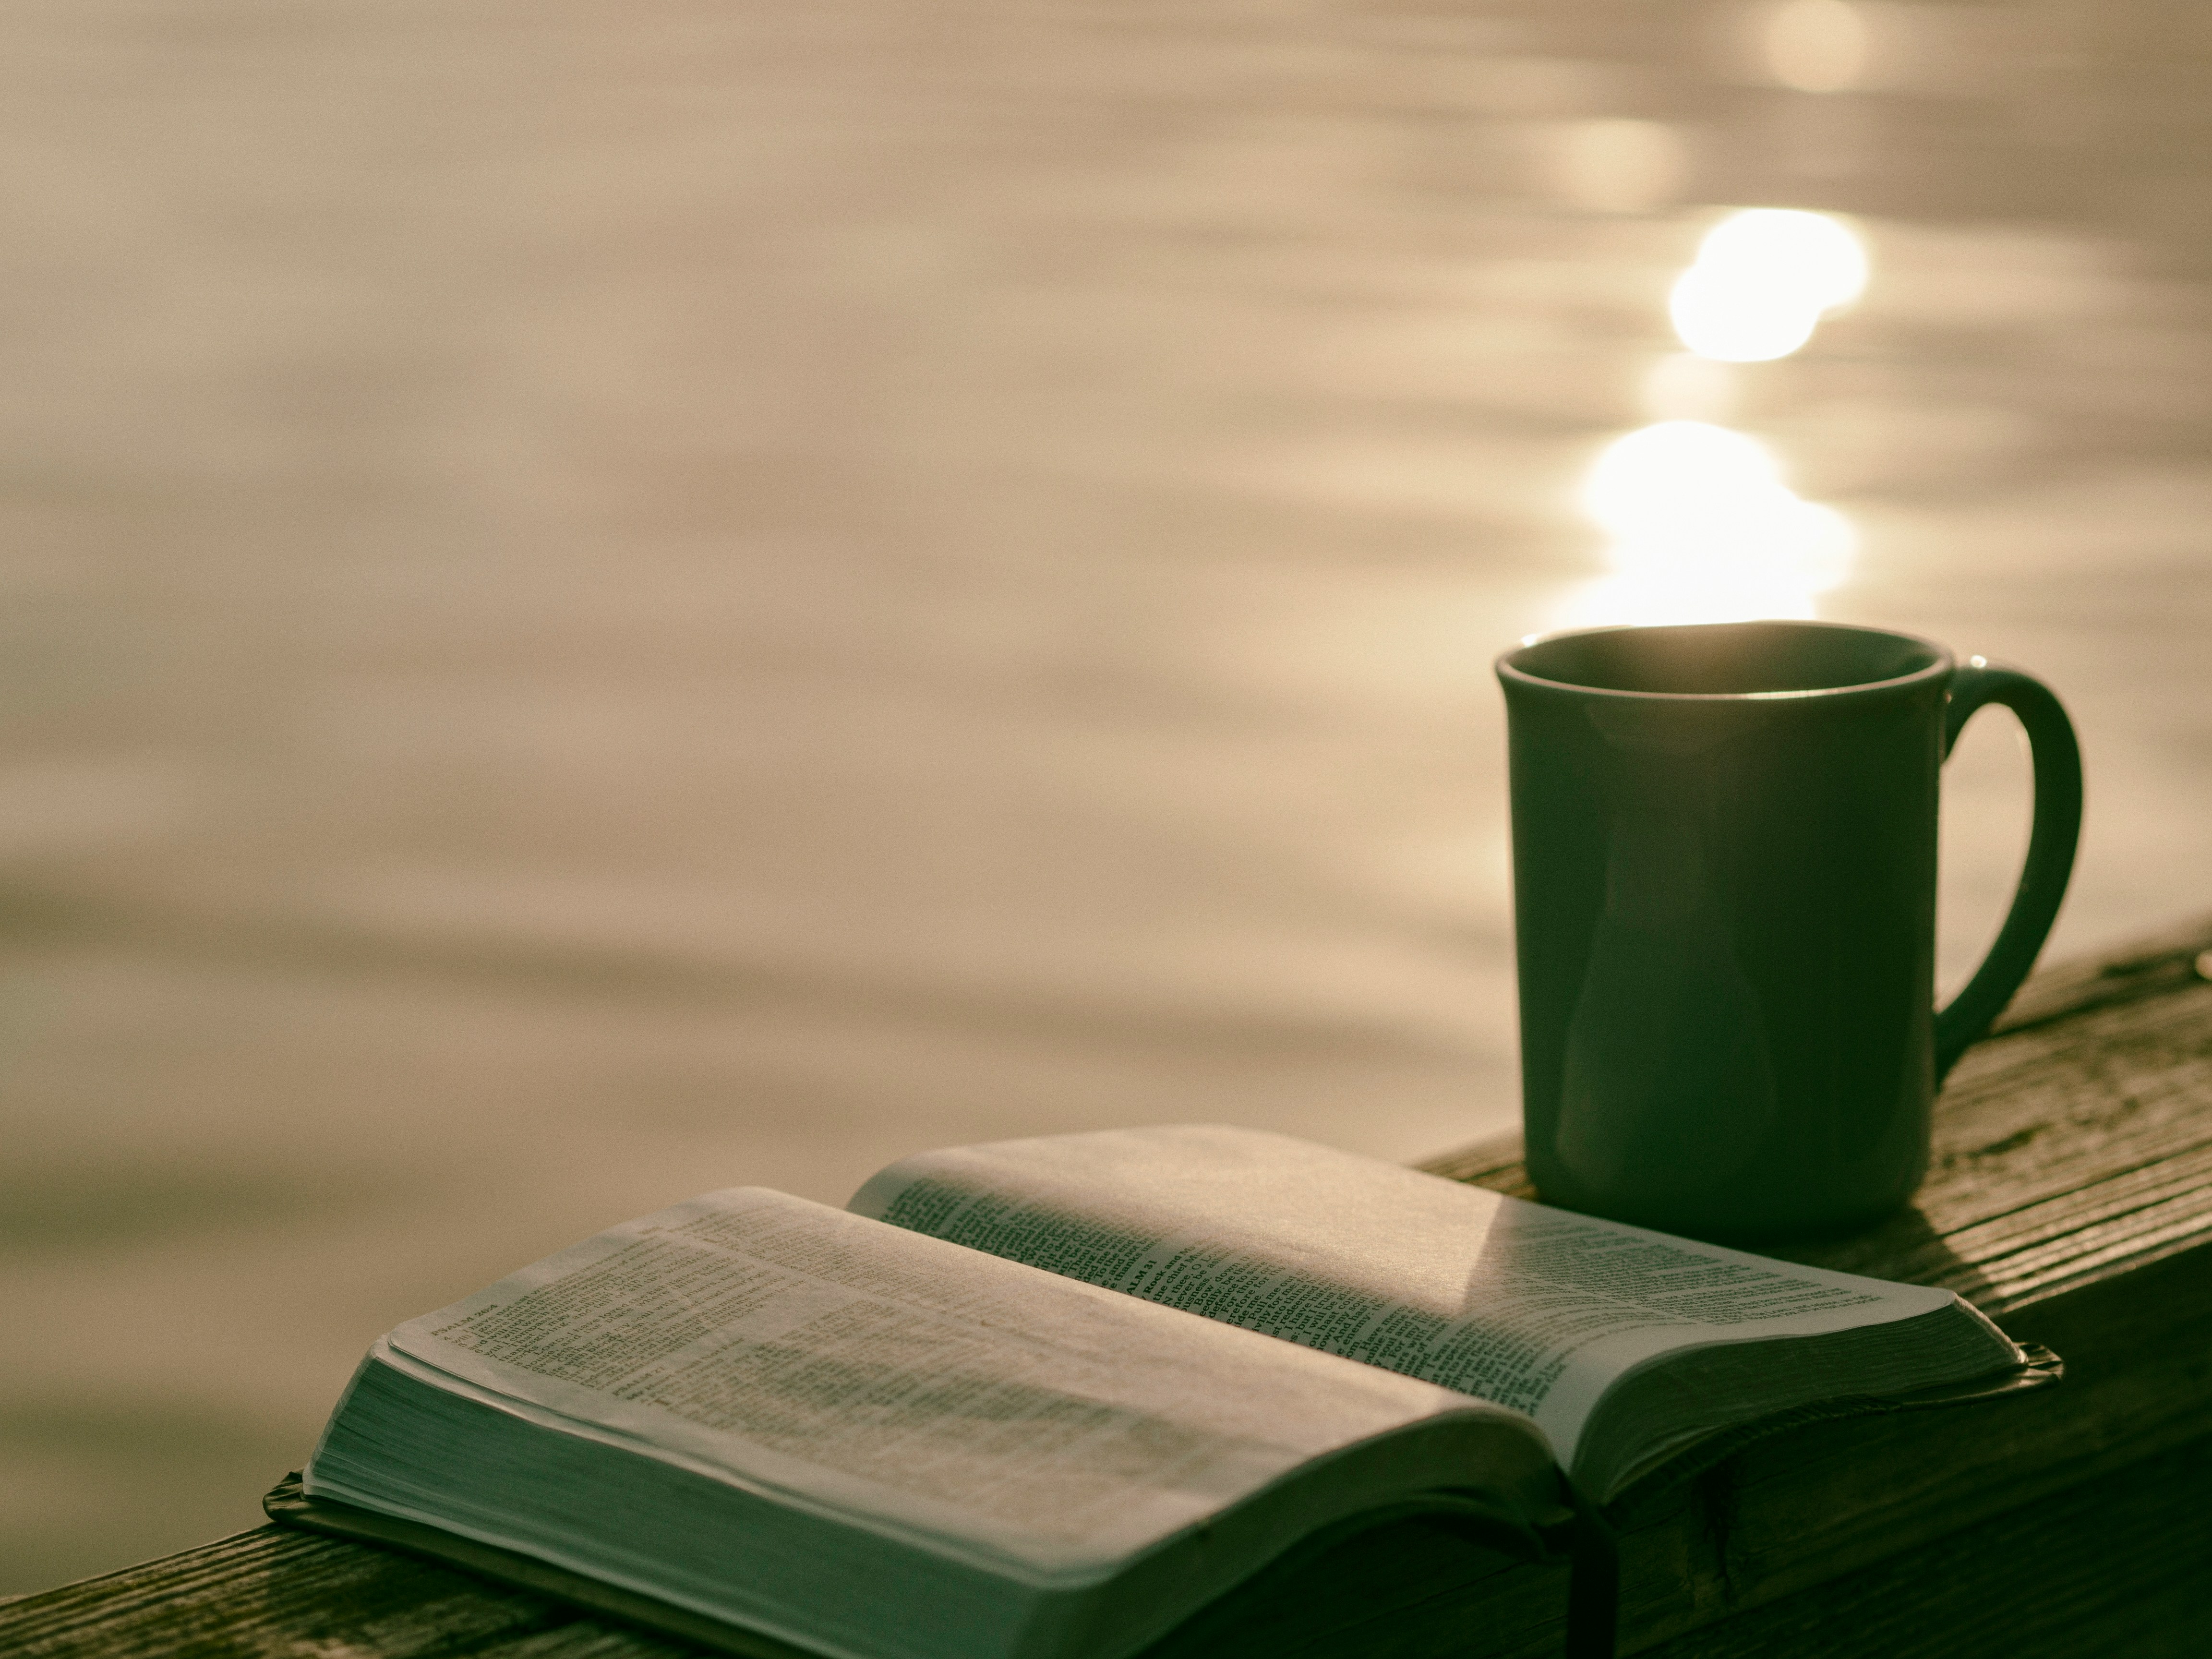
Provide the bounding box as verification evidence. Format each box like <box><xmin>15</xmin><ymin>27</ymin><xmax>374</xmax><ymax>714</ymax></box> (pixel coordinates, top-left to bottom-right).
<box><xmin>2</xmin><ymin>0</ymin><xmax>2208</xmax><ymax>1591</ymax></box>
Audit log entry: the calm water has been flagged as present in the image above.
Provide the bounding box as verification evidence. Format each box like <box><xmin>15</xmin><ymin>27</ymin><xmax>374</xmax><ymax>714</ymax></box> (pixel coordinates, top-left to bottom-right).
<box><xmin>2</xmin><ymin>0</ymin><xmax>2208</xmax><ymax>1593</ymax></box>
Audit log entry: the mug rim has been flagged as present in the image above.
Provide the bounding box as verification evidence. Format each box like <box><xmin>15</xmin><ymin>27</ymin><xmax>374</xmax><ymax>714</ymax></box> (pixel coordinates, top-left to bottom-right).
<box><xmin>1496</xmin><ymin>619</ymin><xmax>1955</xmax><ymax>702</ymax></box>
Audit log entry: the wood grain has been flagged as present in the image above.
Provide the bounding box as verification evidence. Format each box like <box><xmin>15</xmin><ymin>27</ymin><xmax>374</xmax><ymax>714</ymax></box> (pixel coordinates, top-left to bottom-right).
<box><xmin>0</xmin><ymin>1526</ymin><xmax>586</xmax><ymax>1659</ymax></box>
<box><xmin>6</xmin><ymin>919</ymin><xmax>2210</xmax><ymax>1658</ymax></box>
<box><xmin>1630</xmin><ymin>1430</ymin><xmax>2212</xmax><ymax>1659</ymax></box>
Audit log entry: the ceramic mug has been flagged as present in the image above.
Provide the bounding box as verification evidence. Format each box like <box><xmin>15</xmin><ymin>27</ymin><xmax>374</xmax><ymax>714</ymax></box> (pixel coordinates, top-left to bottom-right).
<box><xmin>1496</xmin><ymin>621</ymin><xmax>2081</xmax><ymax>1241</ymax></box>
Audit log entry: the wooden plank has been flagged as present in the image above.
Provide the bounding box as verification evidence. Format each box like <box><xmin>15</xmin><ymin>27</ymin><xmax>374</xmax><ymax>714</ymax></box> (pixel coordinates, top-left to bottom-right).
<box><xmin>0</xmin><ymin>1525</ymin><xmax>614</xmax><ymax>1659</ymax></box>
<box><xmin>1629</xmin><ymin>1428</ymin><xmax>2212</xmax><ymax>1659</ymax></box>
<box><xmin>6</xmin><ymin>920</ymin><xmax>2210</xmax><ymax>1658</ymax></box>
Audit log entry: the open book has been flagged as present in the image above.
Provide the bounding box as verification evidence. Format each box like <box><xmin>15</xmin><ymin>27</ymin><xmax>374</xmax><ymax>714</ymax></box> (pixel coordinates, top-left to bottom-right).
<box><xmin>282</xmin><ymin>1126</ymin><xmax>2049</xmax><ymax>1659</ymax></box>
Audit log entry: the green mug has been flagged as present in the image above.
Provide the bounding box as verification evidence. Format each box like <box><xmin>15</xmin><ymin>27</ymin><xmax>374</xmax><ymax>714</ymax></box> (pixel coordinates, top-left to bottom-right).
<box><xmin>1496</xmin><ymin>621</ymin><xmax>2082</xmax><ymax>1241</ymax></box>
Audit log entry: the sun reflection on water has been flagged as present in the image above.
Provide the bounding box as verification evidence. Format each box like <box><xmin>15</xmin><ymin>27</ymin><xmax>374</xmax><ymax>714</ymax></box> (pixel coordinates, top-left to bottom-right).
<box><xmin>1555</xmin><ymin>209</ymin><xmax>1868</xmax><ymax>629</ymax></box>
<box><xmin>1556</xmin><ymin>421</ymin><xmax>1853</xmax><ymax>628</ymax></box>
<box><xmin>1670</xmin><ymin>209</ymin><xmax>1868</xmax><ymax>363</ymax></box>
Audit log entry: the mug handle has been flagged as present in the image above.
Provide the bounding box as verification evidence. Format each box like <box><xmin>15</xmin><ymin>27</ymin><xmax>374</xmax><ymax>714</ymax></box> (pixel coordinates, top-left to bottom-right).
<box><xmin>1932</xmin><ymin>660</ymin><xmax>2084</xmax><ymax>1082</ymax></box>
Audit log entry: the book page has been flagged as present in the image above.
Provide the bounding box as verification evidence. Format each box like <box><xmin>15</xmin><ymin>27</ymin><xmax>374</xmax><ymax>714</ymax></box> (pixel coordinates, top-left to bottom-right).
<box><xmin>369</xmin><ymin>1188</ymin><xmax>1543</xmax><ymax>1580</ymax></box>
<box><xmin>850</xmin><ymin>1126</ymin><xmax>2000</xmax><ymax>1468</ymax></box>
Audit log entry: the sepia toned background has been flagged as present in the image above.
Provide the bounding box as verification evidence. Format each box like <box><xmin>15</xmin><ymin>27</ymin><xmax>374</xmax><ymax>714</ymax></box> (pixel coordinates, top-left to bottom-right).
<box><xmin>2</xmin><ymin>0</ymin><xmax>2209</xmax><ymax>1593</ymax></box>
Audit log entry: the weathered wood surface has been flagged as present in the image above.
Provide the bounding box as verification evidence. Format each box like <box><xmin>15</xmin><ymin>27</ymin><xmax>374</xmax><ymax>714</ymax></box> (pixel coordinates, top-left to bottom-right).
<box><xmin>6</xmin><ymin>917</ymin><xmax>2210</xmax><ymax>1659</ymax></box>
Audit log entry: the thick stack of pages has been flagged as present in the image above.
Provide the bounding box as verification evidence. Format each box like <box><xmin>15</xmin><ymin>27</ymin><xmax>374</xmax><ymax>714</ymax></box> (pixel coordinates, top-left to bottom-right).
<box><xmin>290</xmin><ymin>1127</ymin><xmax>2042</xmax><ymax>1659</ymax></box>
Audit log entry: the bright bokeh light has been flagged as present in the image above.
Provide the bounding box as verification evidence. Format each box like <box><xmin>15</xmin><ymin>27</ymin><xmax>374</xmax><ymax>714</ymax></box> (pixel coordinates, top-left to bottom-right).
<box><xmin>1669</xmin><ymin>208</ymin><xmax>1868</xmax><ymax>362</ymax></box>
<box><xmin>1700</xmin><ymin>210</ymin><xmax>1867</xmax><ymax>309</ymax></box>
<box><xmin>1670</xmin><ymin>264</ymin><xmax>1819</xmax><ymax>361</ymax></box>
<box><xmin>1763</xmin><ymin>0</ymin><xmax>1870</xmax><ymax>93</ymax></box>
<box><xmin>1558</xmin><ymin>420</ymin><xmax>1855</xmax><ymax>627</ymax></box>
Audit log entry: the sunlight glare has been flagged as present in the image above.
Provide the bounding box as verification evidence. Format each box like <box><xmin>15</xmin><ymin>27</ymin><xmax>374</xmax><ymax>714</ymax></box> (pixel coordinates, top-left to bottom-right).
<box><xmin>1559</xmin><ymin>421</ymin><xmax>1855</xmax><ymax>627</ymax></box>
<box><xmin>1669</xmin><ymin>209</ymin><xmax>1869</xmax><ymax>362</ymax></box>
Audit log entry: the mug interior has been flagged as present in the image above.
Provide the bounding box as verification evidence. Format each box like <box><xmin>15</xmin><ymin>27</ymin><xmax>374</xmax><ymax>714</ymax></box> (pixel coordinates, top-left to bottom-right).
<box><xmin>1506</xmin><ymin>621</ymin><xmax>1946</xmax><ymax>697</ymax></box>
